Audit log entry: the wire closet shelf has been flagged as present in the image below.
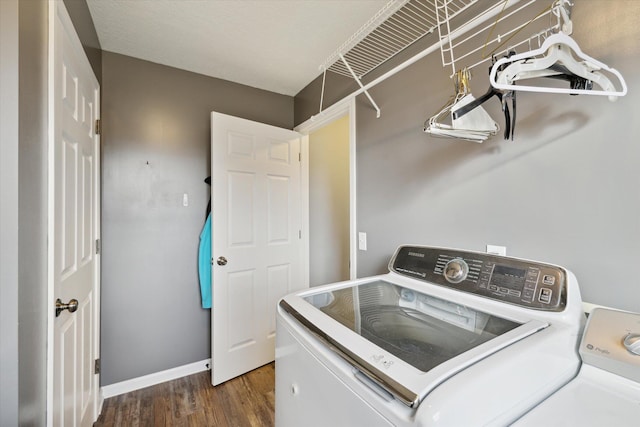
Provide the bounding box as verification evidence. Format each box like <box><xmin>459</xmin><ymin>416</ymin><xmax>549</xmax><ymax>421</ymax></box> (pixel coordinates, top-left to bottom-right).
<box><xmin>319</xmin><ymin>0</ymin><xmax>443</xmax><ymax>117</ymax></box>
<box><xmin>436</xmin><ymin>0</ymin><xmax>572</xmax><ymax>77</ymax></box>
<box><xmin>318</xmin><ymin>0</ymin><xmax>565</xmax><ymax>118</ymax></box>
<box><xmin>318</xmin><ymin>0</ymin><xmax>625</xmax><ymax>120</ymax></box>
<box><xmin>321</xmin><ymin>0</ymin><xmax>440</xmax><ymax>79</ymax></box>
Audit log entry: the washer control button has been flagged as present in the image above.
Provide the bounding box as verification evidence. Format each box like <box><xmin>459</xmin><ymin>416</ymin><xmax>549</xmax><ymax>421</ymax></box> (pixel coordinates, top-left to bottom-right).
<box><xmin>538</xmin><ymin>288</ymin><xmax>553</xmax><ymax>304</ymax></box>
<box><xmin>542</xmin><ymin>274</ymin><xmax>556</xmax><ymax>286</ymax></box>
<box><xmin>443</xmin><ymin>258</ymin><xmax>469</xmax><ymax>284</ymax></box>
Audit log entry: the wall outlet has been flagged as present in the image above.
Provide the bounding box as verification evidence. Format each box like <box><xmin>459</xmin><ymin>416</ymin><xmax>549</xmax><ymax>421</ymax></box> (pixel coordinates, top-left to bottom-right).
<box><xmin>486</xmin><ymin>245</ymin><xmax>506</xmax><ymax>256</ymax></box>
<box><xmin>358</xmin><ymin>232</ymin><xmax>367</xmax><ymax>251</ymax></box>
<box><xmin>182</xmin><ymin>193</ymin><xmax>189</xmax><ymax>207</ymax></box>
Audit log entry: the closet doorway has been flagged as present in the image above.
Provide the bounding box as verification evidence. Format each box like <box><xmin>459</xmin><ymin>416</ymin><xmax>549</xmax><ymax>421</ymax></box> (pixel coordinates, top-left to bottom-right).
<box><xmin>297</xmin><ymin>100</ymin><xmax>356</xmax><ymax>286</ymax></box>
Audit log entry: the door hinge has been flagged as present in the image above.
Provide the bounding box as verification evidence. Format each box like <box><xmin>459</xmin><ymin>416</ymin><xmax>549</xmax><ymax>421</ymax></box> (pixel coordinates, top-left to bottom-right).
<box><xmin>95</xmin><ymin>119</ymin><xmax>101</xmax><ymax>135</ymax></box>
<box><xmin>95</xmin><ymin>238</ymin><xmax>101</xmax><ymax>255</ymax></box>
<box><xmin>298</xmin><ymin>152</ymin><xmax>301</xmax><ymax>162</ymax></box>
<box><xmin>94</xmin><ymin>358</ymin><xmax>101</xmax><ymax>375</ymax></box>
<box><xmin>299</xmin><ymin>230</ymin><xmax>302</xmax><ymax>239</ymax></box>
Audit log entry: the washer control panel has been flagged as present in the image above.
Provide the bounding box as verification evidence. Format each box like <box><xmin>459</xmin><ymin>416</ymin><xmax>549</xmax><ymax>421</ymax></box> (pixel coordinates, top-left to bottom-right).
<box><xmin>389</xmin><ymin>245</ymin><xmax>567</xmax><ymax>311</ymax></box>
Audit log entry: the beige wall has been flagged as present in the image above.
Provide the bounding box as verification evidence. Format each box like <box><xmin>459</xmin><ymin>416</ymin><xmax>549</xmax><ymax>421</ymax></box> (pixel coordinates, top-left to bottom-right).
<box><xmin>309</xmin><ymin>115</ymin><xmax>350</xmax><ymax>286</ymax></box>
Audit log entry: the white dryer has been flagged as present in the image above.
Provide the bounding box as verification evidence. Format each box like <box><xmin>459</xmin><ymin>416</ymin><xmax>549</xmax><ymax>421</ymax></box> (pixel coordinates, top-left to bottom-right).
<box><xmin>514</xmin><ymin>308</ymin><xmax>640</xmax><ymax>427</ymax></box>
<box><xmin>275</xmin><ymin>245</ymin><xmax>586</xmax><ymax>426</ymax></box>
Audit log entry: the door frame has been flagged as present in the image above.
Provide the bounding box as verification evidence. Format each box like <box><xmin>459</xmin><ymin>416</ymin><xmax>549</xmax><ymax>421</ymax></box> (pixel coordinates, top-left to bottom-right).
<box><xmin>295</xmin><ymin>99</ymin><xmax>357</xmax><ymax>280</ymax></box>
<box><xmin>46</xmin><ymin>1</ymin><xmax>102</xmax><ymax>424</ymax></box>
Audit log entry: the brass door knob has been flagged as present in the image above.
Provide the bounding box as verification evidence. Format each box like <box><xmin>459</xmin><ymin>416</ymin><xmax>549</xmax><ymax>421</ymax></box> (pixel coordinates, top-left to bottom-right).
<box><xmin>55</xmin><ymin>298</ymin><xmax>79</xmax><ymax>317</ymax></box>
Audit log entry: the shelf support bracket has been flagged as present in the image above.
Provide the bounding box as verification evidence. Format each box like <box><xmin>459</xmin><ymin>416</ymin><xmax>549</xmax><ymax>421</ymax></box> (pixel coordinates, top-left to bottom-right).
<box><xmin>339</xmin><ymin>53</ymin><xmax>381</xmax><ymax>118</ymax></box>
<box><xmin>319</xmin><ymin>67</ymin><xmax>327</xmax><ymax>115</ymax></box>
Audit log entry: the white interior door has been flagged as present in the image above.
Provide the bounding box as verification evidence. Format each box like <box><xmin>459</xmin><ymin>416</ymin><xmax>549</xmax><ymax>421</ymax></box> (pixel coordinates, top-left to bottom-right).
<box><xmin>211</xmin><ymin>112</ymin><xmax>306</xmax><ymax>385</ymax></box>
<box><xmin>48</xmin><ymin>2</ymin><xmax>101</xmax><ymax>426</ymax></box>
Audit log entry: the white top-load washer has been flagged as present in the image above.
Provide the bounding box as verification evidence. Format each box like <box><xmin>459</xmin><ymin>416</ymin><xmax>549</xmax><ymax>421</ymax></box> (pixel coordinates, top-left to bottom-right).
<box><xmin>513</xmin><ymin>308</ymin><xmax>640</xmax><ymax>427</ymax></box>
<box><xmin>275</xmin><ymin>245</ymin><xmax>586</xmax><ymax>427</ymax></box>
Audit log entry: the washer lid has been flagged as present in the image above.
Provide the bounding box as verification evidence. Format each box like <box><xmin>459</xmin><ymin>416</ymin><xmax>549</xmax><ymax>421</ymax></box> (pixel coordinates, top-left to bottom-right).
<box><xmin>280</xmin><ymin>279</ymin><xmax>549</xmax><ymax>407</ymax></box>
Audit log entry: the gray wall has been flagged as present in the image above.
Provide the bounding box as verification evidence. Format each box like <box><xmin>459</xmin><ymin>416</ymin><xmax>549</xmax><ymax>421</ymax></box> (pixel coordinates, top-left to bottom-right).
<box><xmin>295</xmin><ymin>72</ymin><xmax>357</xmax><ymax>127</ymax></box>
<box><xmin>101</xmin><ymin>52</ymin><xmax>294</xmax><ymax>385</ymax></box>
<box><xmin>0</xmin><ymin>1</ymin><xmax>98</xmax><ymax>424</ymax></box>
<box><xmin>0</xmin><ymin>0</ymin><xmax>50</xmax><ymax>424</ymax></box>
<box><xmin>63</xmin><ymin>0</ymin><xmax>102</xmax><ymax>83</ymax></box>
<box><xmin>17</xmin><ymin>0</ymin><xmax>49</xmax><ymax>424</ymax></box>
<box><xmin>1</xmin><ymin>1</ymin><xmax>20</xmax><ymax>424</ymax></box>
<box><xmin>349</xmin><ymin>0</ymin><xmax>640</xmax><ymax>312</ymax></box>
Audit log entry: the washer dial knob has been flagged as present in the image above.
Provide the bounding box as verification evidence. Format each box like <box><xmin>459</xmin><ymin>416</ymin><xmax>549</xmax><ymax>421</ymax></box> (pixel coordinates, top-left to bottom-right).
<box><xmin>623</xmin><ymin>333</ymin><xmax>640</xmax><ymax>356</ymax></box>
<box><xmin>443</xmin><ymin>258</ymin><xmax>469</xmax><ymax>284</ymax></box>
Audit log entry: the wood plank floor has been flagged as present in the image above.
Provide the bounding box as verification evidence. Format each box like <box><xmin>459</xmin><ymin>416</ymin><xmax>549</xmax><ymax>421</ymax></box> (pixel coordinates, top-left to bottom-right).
<box><xmin>94</xmin><ymin>363</ymin><xmax>275</xmax><ymax>427</ymax></box>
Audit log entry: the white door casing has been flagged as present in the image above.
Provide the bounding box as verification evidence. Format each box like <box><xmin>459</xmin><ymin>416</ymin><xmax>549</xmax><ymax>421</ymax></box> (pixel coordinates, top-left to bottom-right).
<box><xmin>47</xmin><ymin>2</ymin><xmax>101</xmax><ymax>426</ymax></box>
<box><xmin>211</xmin><ymin>112</ymin><xmax>306</xmax><ymax>385</ymax></box>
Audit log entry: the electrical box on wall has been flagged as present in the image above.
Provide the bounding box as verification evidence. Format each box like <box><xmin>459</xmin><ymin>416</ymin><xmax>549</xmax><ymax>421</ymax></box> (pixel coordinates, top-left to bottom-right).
<box><xmin>358</xmin><ymin>232</ymin><xmax>367</xmax><ymax>251</ymax></box>
<box><xmin>486</xmin><ymin>245</ymin><xmax>506</xmax><ymax>256</ymax></box>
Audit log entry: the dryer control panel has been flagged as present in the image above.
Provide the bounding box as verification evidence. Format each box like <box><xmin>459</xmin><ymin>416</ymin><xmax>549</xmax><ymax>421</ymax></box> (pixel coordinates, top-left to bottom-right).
<box><xmin>389</xmin><ymin>245</ymin><xmax>567</xmax><ymax>311</ymax></box>
<box><xmin>580</xmin><ymin>308</ymin><xmax>640</xmax><ymax>382</ymax></box>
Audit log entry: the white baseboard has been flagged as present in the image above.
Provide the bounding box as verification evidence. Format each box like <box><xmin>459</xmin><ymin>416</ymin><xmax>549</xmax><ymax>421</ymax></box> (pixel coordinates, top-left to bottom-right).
<box><xmin>101</xmin><ymin>358</ymin><xmax>211</xmax><ymax>398</ymax></box>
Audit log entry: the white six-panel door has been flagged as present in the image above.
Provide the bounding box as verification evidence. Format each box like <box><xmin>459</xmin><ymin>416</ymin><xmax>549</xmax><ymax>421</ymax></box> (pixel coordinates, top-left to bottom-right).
<box><xmin>211</xmin><ymin>113</ymin><xmax>305</xmax><ymax>385</ymax></box>
<box><xmin>49</xmin><ymin>2</ymin><xmax>100</xmax><ymax>425</ymax></box>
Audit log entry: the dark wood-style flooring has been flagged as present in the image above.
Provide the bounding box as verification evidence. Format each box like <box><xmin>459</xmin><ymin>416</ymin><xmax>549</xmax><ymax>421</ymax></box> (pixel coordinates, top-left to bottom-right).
<box><xmin>94</xmin><ymin>363</ymin><xmax>275</xmax><ymax>426</ymax></box>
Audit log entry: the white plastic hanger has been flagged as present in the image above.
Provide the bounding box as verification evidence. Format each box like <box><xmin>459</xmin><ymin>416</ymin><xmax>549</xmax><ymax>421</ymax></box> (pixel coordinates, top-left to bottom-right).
<box><xmin>489</xmin><ymin>32</ymin><xmax>627</xmax><ymax>101</ymax></box>
<box><xmin>425</xmin><ymin>69</ymin><xmax>499</xmax><ymax>143</ymax></box>
<box><xmin>425</xmin><ymin>95</ymin><xmax>499</xmax><ymax>143</ymax></box>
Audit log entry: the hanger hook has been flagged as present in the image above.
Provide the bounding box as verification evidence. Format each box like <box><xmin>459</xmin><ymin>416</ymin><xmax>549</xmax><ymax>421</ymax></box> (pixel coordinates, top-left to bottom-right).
<box><xmin>552</xmin><ymin>0</ymin><xmax>573</xmax><ymax>34</ymax></box>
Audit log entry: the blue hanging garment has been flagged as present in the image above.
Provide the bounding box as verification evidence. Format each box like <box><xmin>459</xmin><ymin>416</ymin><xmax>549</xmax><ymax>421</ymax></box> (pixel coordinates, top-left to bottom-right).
<box><xmin>198</xmin><ymin>213</ymin><xmax>212</xmax><ymax>308</ymax></box>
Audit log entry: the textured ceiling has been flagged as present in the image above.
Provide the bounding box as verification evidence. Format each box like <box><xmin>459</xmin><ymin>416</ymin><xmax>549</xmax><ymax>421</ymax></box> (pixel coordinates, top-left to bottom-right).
<box><xmin>87</xmin><ymin>0</ymin><xmax>389</xmax><ymax>96</ymax></box>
